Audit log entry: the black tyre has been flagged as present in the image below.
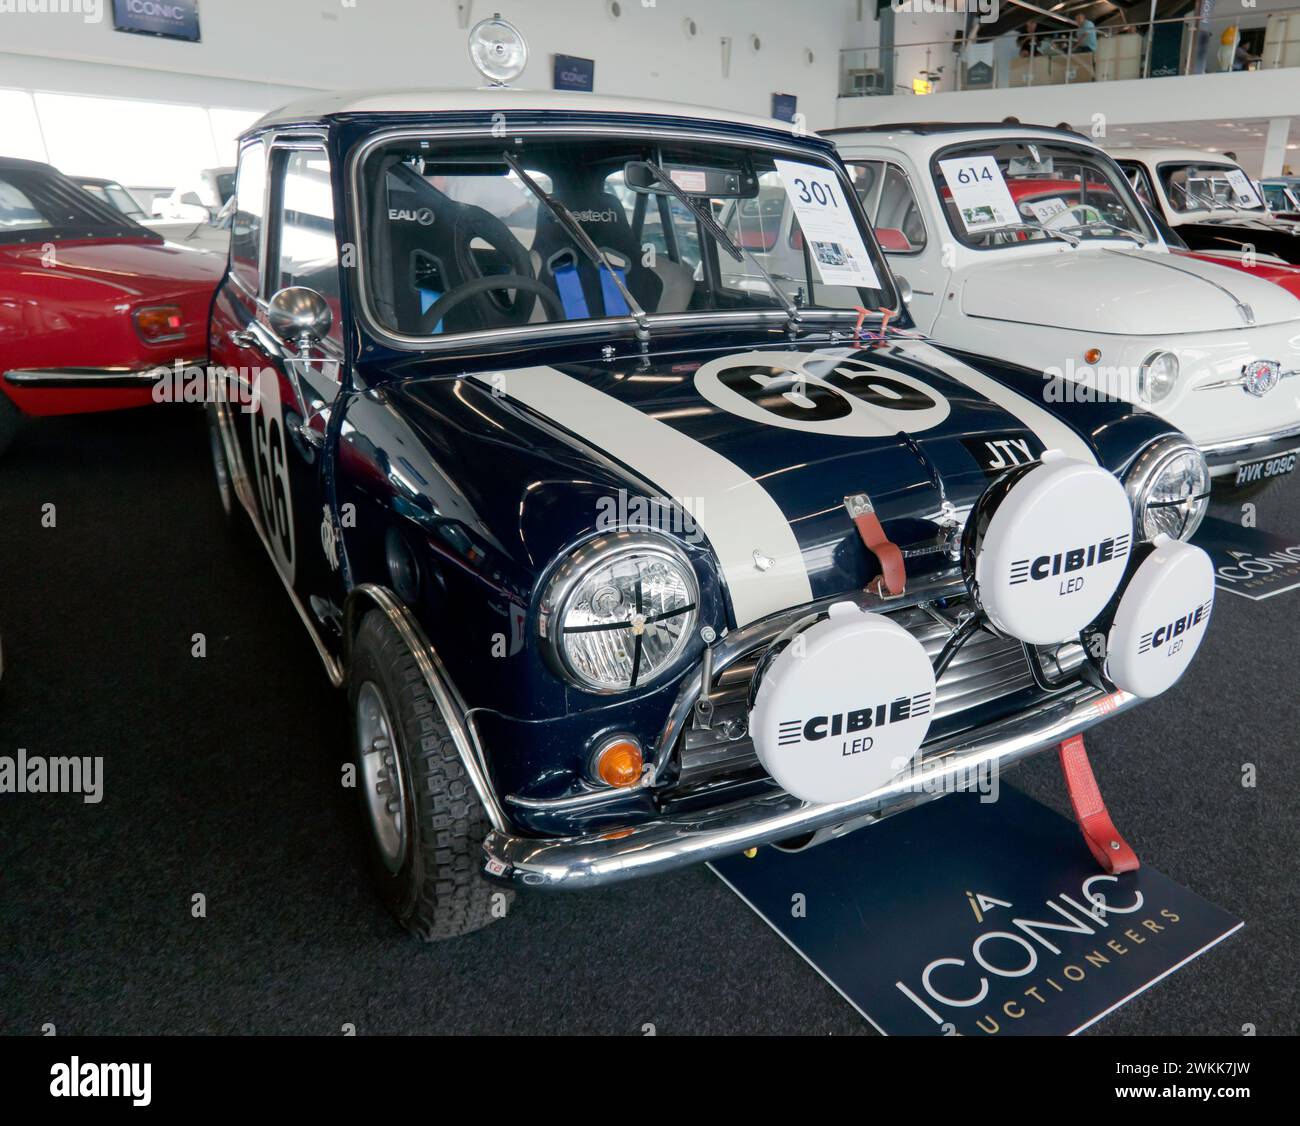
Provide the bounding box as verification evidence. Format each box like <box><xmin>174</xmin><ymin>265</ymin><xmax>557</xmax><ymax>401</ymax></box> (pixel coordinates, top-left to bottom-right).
<box><xmin>0</xmin><ymin>390</ymin><xmax>22</xmax><ymax>459</ymax></box>
<box><xmin>348</xmin><ymin>610</ymin><xmax>512</xmax><ymax>940</ymax></box>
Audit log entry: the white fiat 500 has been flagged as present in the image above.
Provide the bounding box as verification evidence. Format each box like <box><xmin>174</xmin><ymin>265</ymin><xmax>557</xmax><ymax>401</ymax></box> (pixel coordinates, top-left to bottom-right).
<box><xmin>824</xmin><ymin>124</ymin><xmax>1300</xmax><ymax>493</ymax></box>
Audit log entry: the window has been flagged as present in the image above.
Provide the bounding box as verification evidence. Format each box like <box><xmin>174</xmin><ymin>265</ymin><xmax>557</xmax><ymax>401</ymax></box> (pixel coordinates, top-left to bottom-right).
<box><xmin>272</xmin><ymin>148</ymin><xmax>341</xmax><ymax>345</ymax></box>
<box><xmin>1158</xmin><ymin>162</ymin><xmax>1263</xmax><ymax>213</ymax></box>
<box><xmin>360</xmin><ymin>134</ymin><xmax>890</xmax><ymax>340</ymax></box>
<box><xmin>932</xmin><ymin>139</ymin><xmax>1155</xmax><ymax>250</ymax></box>
<box><xmin>0</xmin><ymin>179</ymin><xmax>48</xmax><ymax>231</ymax></box>
<box><xmin>230</xmin><ymin>140</ymin><xmax>267</xmax><ymax>294</ymax></box>
<box><xmin>847</xmin><ymin>161</ymin><xmax>927</xmax><ymax>253</ymax></box>
<box><xmin>97</xmin><ymin>182</ymin><xmax>147</xmax><ymax>219</ymax></box>
<box><xmin>606</xmin><ymin>170</ymin><xmax>702</xmax><ymax>271</ymax></box>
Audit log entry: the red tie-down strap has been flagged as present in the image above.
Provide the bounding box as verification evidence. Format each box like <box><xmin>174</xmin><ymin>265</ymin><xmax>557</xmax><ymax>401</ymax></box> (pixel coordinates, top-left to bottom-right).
<box><xmin>1058</xmin><ymin>734</ymin><xmax>1140</xmax><ymax>874</ymax></box>
<box><xmin>845</xmin><ymin>493</ymin><xmax>907</xmax><ymax>598</ymax></box>
<box><xmin>854</xmin><ymin>305</ymin><xmax>895</xmax><ymax>344</ymax></box>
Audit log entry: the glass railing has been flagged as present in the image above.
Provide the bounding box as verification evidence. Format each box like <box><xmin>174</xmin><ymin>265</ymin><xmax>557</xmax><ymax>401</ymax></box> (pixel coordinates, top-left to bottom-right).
<box><xmin>839</xmin><ymin>10</ymin><xmax>1300</xmax><ymax>96</ymax></box>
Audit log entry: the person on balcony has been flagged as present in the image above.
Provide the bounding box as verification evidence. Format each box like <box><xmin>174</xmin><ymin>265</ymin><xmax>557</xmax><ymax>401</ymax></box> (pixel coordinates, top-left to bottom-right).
<box><xmin>1018</xmin><ymin>19</ymin><xmax>1039</xmax><ymax>56</ymax></box>
<box><xmin>1074</xmin><ymin>13</ymin><xmax>1098</xmax><ymax>53</ymax></box>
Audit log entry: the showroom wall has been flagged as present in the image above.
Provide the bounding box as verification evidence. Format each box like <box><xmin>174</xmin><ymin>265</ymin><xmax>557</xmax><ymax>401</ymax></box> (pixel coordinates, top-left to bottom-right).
<box><xmin>0</xmin><ymin>0</ymin><xmax>874</xmax><ymax>121</ymax></box>
<box><xmin>1</xmin><ymin>0</ymin><xmax>932</xmax><ymax>193</ymax></box>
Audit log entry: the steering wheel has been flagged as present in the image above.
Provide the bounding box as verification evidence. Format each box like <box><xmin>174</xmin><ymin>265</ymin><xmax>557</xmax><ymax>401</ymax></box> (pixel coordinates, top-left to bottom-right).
<box><xmin>416</xmin><ymin>275</ymin><xmax>565</xmax><ymax>334</ymax></box>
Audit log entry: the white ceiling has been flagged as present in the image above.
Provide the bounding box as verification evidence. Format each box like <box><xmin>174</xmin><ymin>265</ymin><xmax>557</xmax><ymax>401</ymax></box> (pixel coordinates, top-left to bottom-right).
<box><xmin>1106</xmin><ymin>118</ymin><xmax>1299</xmax><ymax>176</ymax></box>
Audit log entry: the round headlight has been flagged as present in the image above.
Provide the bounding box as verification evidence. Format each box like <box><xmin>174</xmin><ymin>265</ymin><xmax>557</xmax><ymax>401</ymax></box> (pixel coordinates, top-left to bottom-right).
<box><xmin>540</xmin><ymin>533</ymin><xmax>699</xmax><ymax>694</ymax></box>
<box><xmin>1139</xmin><ymin>351</ymin><xmax>1179</xmax><ymax>405</ymax></box>
<box><xmin>1125</xmin><ymin>436</ymin><xmax>1211</xmax><ymax>543</ymax></box>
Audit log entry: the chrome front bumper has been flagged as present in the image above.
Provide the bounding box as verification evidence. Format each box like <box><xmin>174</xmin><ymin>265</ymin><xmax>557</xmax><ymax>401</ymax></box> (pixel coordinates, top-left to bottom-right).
<box><xmin>482</xmin><ymin>683</ymin><xmax>1136</xmax><ymax>889</ymax></box>
<box><xmin>1202</xmin><ymin>422</ymin><xmax>1300</xmax><ymax>478</ymax></box>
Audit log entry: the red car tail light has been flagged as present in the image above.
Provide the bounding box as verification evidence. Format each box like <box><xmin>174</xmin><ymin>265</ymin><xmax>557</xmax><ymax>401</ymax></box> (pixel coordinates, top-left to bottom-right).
<box><xmin>133</xmin><ymin>304</ymin><xmax>186</xmax><ymax>343</ymax></box>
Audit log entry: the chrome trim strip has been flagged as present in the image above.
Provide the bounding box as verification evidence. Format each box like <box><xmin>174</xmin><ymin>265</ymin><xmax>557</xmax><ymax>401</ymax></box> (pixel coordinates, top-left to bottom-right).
<box><xmin>1201</xmin><ymin>422</ymin><xmax>1300</xmax><ymax>454</ymax></box>
<box><xmin>483</xmin><ymin>684</ymin><xmax>1138</xmax><ymax>889</ymax></box>
<box><xmin>345</xmin><ymin>121</ymin><xmax>897</xmax><ymax>353</ymax></box>
<box><xmin>4</xmin><ymin>357</ymin><xmax>206</xmax><ymax>388</ymax></box>
<box><xmin>345</xmin><ymin>583</ymin><xmax>511</xmax><ymax>834</ymax></box>
<box><xmin>212</xmin><ymin>395</ymin><xmax>345</xmax><ymax>688</ymax></box>
<box><xmin>1197</xmin><ymin>367</ymin><xmax>1300</xmax><ymax>394</ymax></box>
<box><xmin>507</xmin><ymin>772</ymin><xmax>654</xmax><ymax>812</ymax></box>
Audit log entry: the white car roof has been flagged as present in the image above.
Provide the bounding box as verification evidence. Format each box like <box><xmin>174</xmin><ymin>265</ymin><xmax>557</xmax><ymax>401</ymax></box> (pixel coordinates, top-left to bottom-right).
<box><xmin>251</xmin><ymin>88</ymin><xmax>807</xmax><ymax>137</ymax></box>
<box><xmin>825</xmin><ymin>122</ymin><xmax>1103</xmax><ymax>159</ymax></box>
<box><xmin>1107</xmin><ymin>146</ymin><xmax>1240</xmax><ymax>168</ymax></box>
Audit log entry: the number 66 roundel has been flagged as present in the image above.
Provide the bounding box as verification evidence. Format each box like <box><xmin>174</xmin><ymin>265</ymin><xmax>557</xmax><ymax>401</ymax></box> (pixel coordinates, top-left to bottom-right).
<box><xmin>694</xmin><ymin>350</ymin><xmax>950</xmax><ymax>438</ymax></box>
<box><xmin>251</xmin><ymin>367</ymin><xmax>297</xmax><ymax>581</ymax></box>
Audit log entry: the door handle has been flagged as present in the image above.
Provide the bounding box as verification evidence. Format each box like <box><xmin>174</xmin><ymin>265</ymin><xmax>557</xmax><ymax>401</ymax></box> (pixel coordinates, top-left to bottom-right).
<box><xmin>227</xmin><ymin>328</ymin><xmax>258</xmax><ymax>349</ymax></box>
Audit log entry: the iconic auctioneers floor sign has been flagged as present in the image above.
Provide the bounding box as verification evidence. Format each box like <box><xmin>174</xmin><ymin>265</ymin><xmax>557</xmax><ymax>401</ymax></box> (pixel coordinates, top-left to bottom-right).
<box><xmin>1193</xmin><ymin>516</ymin><xmax>1300</xmax><ymax>602</ymax></box>
<box><xmin>711</xmin><ymin>789</ymin><xmax>1241</xmax><ymax>1035</ymax></box>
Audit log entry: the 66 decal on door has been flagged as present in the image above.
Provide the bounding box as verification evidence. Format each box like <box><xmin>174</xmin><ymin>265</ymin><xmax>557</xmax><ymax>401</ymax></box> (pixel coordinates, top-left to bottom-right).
<box><xmin>251</xmin><ymin>367</ymin><xmax>296</xmax><ymax>581</ymax></box>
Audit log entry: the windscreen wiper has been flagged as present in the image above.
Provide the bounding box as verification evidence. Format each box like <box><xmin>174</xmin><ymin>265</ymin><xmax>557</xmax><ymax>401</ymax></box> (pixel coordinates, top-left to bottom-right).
<box><xmin>630</xmin><ymin>159</ymin><xmax>804</xmax><ymax>334</ymax></box>
<box><xmin>501</xmin><ymin>150</ymin><xmax>651</xmax><ymax>342</ymax></box>
<box><xmin>981</xmin><ymin>220</ymin><xmax>1080</xmax><ymax>246</ymax></box>
<box><xmin>1183</xmin><ymin>186</ymin><xmax>1244</xmax><ymax>213</ymax></box>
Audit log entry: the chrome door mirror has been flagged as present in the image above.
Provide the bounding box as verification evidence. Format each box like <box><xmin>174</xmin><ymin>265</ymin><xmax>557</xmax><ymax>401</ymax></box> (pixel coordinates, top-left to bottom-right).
<box><xmin>894</xmin><ymin>274</ymin><xmax>913</xmax><ymax>305</ymax></box>
<box><xmin>266</xmin><ymin>287</ymin><xmax>333</xmax><ymax>450</ymax></box>
<box><xmin>268</xmin><ymin>286</ymin><xmax>332</xmax><ymax>355</ymax></box>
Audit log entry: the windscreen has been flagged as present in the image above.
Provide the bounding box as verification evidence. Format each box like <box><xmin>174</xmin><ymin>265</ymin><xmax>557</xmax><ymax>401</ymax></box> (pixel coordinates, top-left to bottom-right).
<box><xmin>931</xmin><ymin>139</ymin><xmax>1155</xmax><ymax>249</ymax></box>
<box><xmin>1158</xmin><ymin>162</ymin><xmax>1264</xmax><ymax>214</ymax></box>
<box><xmin>359</xmin><ymin>133</ymin><xmax>892</xmax><ymax>339</ymax></box>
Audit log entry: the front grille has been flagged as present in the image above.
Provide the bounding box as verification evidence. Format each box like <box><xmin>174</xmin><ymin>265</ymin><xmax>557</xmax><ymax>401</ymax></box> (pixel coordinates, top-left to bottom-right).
<box><xmin>674</xmin><ymin>604</ymin><xmax>1038</xmax><ymax>787</ymax></box>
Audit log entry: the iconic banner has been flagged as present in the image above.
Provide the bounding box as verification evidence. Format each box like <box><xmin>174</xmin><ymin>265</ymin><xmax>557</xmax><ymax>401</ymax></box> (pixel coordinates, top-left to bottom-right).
<box><xmin>1194</xmin><ymin>516</ymin><xmax>1300</xmax><ymax>601</ymax></box>
<box><xmin>711</xmin><ymin>788</ymin><xmax>1241</xmax><ymax>1035</ymax></box>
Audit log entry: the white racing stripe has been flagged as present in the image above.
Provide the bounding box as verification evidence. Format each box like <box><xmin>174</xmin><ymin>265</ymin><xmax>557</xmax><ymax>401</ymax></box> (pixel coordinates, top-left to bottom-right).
<box><xmin>470</xmin><ymin>366</ymin><xmax>814</xmax><ymax>626</ymax></box>
<box><xmin>897</xmin><ymin>340</ymin><xmax>1098</xmax><ymax>464</ymax></box>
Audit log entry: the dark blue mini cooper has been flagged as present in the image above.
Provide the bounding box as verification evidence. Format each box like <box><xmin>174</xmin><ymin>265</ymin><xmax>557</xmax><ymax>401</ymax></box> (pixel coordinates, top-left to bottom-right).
<box><xmin>207</xmin><ymin>51</ymin><xmax>1217</xmax><ymax>939</ymax></box>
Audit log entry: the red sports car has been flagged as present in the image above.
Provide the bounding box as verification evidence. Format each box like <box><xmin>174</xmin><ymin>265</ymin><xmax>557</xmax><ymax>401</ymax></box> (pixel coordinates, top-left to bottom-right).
<box><xmin>0</xmin><ymin>156</ymin><xmax>223</xmax><ymax>455</ymax></box>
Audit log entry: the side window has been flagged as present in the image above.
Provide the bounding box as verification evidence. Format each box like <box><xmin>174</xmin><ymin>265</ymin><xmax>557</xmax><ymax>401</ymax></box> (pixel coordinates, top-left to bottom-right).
<box><xmin>849</xmin><ymin>161</ymin><xmax>926</xmax><ymax>254</ymax></box>
<box><xmin>271</xmin><ymin>148</ymin><xmax>342</xmax><ymax>346</ymax></box>
<box><xmin>230</xmin><ymin>141</ymin><xmax>266</xmax><ymax>294</ymax></box>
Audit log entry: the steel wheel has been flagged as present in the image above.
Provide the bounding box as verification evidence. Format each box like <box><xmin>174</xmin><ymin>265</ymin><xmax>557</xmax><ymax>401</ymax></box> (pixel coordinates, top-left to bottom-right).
<box><xmin>355</xmin><ymin>680</ymin><xmax>409</xmax><ymax>874</ymax></box>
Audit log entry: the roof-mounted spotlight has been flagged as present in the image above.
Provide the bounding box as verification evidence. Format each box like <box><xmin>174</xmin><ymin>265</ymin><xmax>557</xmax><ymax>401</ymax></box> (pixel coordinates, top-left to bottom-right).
<box><xmin>469</xmin><ymin>13</ymin><xmax>528</xmax><ymax>87</ymax></box>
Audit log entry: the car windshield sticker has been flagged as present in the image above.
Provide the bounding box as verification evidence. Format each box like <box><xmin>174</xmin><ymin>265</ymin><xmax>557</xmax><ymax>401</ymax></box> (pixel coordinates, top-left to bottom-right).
<box><xmin>773</xmin><ymin>159</ymin><xmax>880</xmax><ymax>289</ymax></box>
<box><xmin>1223</xmin><ymin>168</ymin><xmax>1261</xmax><ymax>207</ymax></box>
<box><xmin>669</xmin><ymin>168</ymin><xmax>708</xmax><ymax>193</ymax></box>
<box><xmin>1026</xmin><ymin>196</ymin><xmax>1069</xmax><ymax>225</ymax></box>
<box><xmin>938</xmin><ymin>155</ymin><xmax>1019</xmax><ymax>232</ymax></box>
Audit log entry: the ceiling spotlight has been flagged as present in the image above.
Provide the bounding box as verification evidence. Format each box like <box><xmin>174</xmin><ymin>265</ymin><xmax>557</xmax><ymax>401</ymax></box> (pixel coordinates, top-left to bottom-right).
<box><xmin>468</xmin><ymin>14</ymin><xmax>529</xmax><ymax>86</ymax></box>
